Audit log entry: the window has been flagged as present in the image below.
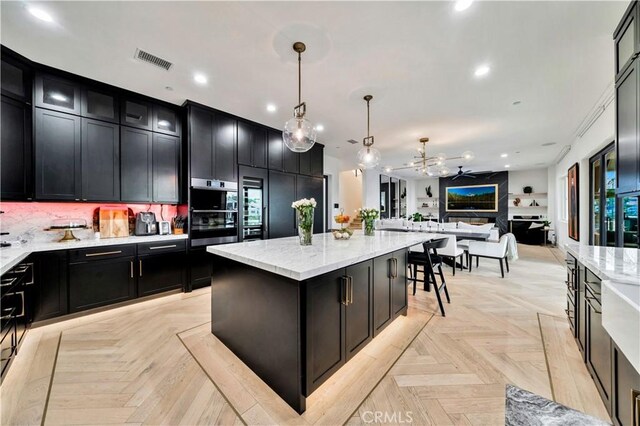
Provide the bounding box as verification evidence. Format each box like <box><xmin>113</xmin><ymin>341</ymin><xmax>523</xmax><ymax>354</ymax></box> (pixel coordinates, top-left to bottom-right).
<box><xmin>590</xmin><ymin>142</ymin><xmax>616</xmax><ymax>246</ymax></box>
<box><xmin>560</xmin><ymin>175</ymin><xmax>569</xmax><ymax>222</ymax></box>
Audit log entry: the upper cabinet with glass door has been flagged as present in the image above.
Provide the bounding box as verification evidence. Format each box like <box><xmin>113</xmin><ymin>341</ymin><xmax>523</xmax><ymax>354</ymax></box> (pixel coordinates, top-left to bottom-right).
<box><xmin>1</xmin><ymin>54</ymin><xmax>31</xmax><ymax>103</ymax></box>
<box><xmin>35</xmin><ymin>73</ymin><xmax>81</xmax><ymax>115</ymax></box>
<box><xmin>153</xmin><ymin>105</ymin><xmax>181</xmax><ymax>136</ymax></box>
<box><xmin>81</xmin><ymin>87</ymin><xmax>119</xmax><ymax>123</ymax></box>
<box><xmin>615</xmin><ymin>1</ymin><xmax>640</xmax><ymax>81</ymax></box>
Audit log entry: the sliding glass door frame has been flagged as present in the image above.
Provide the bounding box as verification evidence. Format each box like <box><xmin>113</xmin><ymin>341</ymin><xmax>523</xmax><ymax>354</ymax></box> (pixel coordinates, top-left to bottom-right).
<box><xmin>589</xmin><ymin>142</ymin><xmax>617</xmax><ymax>247</ymax></box>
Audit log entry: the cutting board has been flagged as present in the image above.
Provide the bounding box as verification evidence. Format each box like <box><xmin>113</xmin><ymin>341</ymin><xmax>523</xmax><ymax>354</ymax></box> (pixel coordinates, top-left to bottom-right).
<box><xmin>99</xmin><ymin>207</ymin><xmax>129</xmax><ymax>238</ymax></box>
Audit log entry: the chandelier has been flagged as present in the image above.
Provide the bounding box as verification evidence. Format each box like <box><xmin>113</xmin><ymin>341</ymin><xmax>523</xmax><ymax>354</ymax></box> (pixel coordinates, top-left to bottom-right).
<box><xmin>388</xmin><ymin>138</ymin><xmax>474</xmax><ymax>176</ymax></box>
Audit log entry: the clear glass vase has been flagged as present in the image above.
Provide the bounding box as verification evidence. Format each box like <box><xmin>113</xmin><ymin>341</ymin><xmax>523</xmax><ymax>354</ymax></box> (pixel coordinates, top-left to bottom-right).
<box><xmin>297</xmin><ymin>208</ymin><xmax>314</xmax><ymax>245</ymax></box>
<box><xmin>364</xmin><ymin>219</ymin><xmax>375</xmax><ymax>236</ymax></box>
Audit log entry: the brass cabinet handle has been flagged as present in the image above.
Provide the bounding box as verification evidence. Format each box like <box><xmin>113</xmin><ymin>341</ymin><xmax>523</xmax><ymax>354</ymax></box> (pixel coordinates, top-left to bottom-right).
<box><xmin>341</xmin><ymin>276</ymin><xmax>348</xmax><ymax>305</ymax></box>
<box><xmin>149</xmin><ymin>245</ymin><xmax>177</xmax><ymax>250</ymax></box>
<box><xmin>394</xmin><ymin>258</ymin><xmax>398</xmax><ymax>278</ymax></box>
<box><xmin>388</xmin><ymin>258</ymin><xmax>393</xmax><ymax>279</ymax></box>
<box><xmin>348</xmin><ymin>276</ymin><xmax>353</xmax><ymax>305</ymax></box>
<box><xmin>585</xmin><ymin>297</ymin><xmax>602</xmax><ymax>314</ymax></box>
<box><xmin>130</xmin><ymin>260</ymin><xmax>134</xmax><ymax>278</ymax></box>
<box><xmin>139</xmin><ymin>259</ymin><xmax>143</xmax><ymax>277</ymax></box>
<box><xmin>85</xmin><ymin>250</ymin><xmax>122</xmax><ymax>257</ymax></box>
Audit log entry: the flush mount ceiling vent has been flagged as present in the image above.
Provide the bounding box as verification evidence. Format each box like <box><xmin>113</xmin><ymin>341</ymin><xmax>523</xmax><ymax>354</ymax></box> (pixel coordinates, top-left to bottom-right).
<box><xmin>134</xmin><ymin>48</ymin><xmax>173</xmax><ymax>71</ymax></box>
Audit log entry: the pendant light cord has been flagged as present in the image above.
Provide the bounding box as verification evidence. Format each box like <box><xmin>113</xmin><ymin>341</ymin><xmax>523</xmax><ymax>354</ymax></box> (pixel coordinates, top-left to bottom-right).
<box><xmin>366</xmin><ymin>98</ymin><xmax>370</xmax><ymax>137</ymax></box>
<box><xmin>298</xmin><ymin>51</ymin><xmax>302</xmax><ymax>106</ymax></box>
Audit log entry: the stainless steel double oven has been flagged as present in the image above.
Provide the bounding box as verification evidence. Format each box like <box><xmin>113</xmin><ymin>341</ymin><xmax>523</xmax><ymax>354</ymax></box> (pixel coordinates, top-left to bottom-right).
<box><xmin>189</xmin><ymin>178</ymin><xmax>239</xmax><ymax>247</ymax></box>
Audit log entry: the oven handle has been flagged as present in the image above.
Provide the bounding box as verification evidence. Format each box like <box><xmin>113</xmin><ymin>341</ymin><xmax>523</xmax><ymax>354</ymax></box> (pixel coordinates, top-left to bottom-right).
<box><xmin>191</xmin><ymin>186</ymin><xmax>238</xmax><ymax>193</ymax></box>
<box><xmin>191</xmin><ymin>210</ymin><xmax>238</xmax><ymax>213</ymax></box>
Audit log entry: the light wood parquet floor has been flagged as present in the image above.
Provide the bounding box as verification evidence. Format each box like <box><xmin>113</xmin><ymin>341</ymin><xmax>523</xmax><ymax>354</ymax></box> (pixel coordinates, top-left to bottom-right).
<box><xmin>0</xmin><ymin>244</ymin><xmax>609</xmax><ymax>425</ymax></box>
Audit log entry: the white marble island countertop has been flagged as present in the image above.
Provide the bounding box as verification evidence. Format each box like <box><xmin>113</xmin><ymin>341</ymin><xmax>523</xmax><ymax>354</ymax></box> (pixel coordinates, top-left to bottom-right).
<box><xmin>207</xmin><ymin>230</ymin><xmax>435</xmax><ymax>281</ymax></box>
<box><xmin>0</xmin><ymin>234</ymin><xmax>188</xmax><ymax>275</ymax></box>
<box><xmin>565</xmin><ymin>243</ymin><xmax>639</xmax><ymax>285</ymax></box>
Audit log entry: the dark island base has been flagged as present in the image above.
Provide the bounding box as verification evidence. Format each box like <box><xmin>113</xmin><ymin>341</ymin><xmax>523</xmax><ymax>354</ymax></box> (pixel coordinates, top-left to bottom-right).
<box><xmin>210</xmin><ymin>249</ymin><xmax>409</xmax><ymax>414</ymax></box>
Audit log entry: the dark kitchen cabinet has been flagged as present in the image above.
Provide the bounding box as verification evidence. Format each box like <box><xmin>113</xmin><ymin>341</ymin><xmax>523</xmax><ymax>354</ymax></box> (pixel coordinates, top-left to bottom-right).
<box><xmin>614</xmin><ymin>1</ymin><xmax>639</xmax><ymax>80</ymax></box>
<box><xmin>213</xmin><ymin>113</ymin><xmax>237</xmax><ymax>182</ymax></box>
<box><xmin>188</xmin><ymin>247</ymin><xmax>213</xmax><ymax>290</ymax></box>
<box><xmin>121</xmin><ymin>127</ymin><xmax>153</xmax><ymax>202</ymax></box>
<box><xmin>296</xmin><ymin>175</ymin><xmax>324</xmax><ymax>234</ymax></box>
<box><xmin>305</xmin><ymin>268</ymin><xmax>346</xmax><ymax>395</ymax></box>
<box><xmin>615</xmin><ymin>59</ymin><xmax>640</xmax><ymax>194</ymax></box>
<box><xmin>153</xmin><ymin>133</ymin><xmax>180</xmax><ymax>203</ymax></box>
<box><xmin>391</xmin><ymin>250</ymin><xmax>408</xmax><ymax>318</ymax></box>
<box><xmin>153</xmin><ymin>105</ymin><xmax>181</xmax><ymax>136</ymax></box>
<box><xmin>586</xmin><ymin>278</ymin><xmax>612</xmax><ymax>407</ymax></box>
<box><xmin>69</xmin><ymin>255</ymin><xmax>136</xmax><ymax>313</ymax></box>
<box><xmin>1</xmin><ymin>96</ymin><xmax>32</xmax><ymax>200</ymax></box>
<box><xmin>35</xmin><ymin>73</ymin><xmax>81</xmax><ymax>115</ymax></box>
<box><xmin>35</xmin><ymin>108</ymin><xmax>82</xmax><ymax>200</ymax></box>
<box><xmin>81</xmin><ymin>87</ymin><xmax>119</xmax><ymax>123</ymax></box>
<box><xmin>187</xmin><ymin>104</ymin><xmax>237</xmax><ymax>181</ymax></box>
<box><xmin>268</xmin><ymin>129</ymin><xmax>284</xmax><ymax>171</ymax></box>
<box><xmin>283</xmin><ymin>144</ymin><xmax>299</xmax><ymax>174</ymax></box>
<box><xmin>345</xmin><ymin>261</ymin><xmax>372</xmax><ymax>361</ymax></box>
<box><xmin>81</xmin><ymin>118</ymin><xmax>120</xmax><ymax>201</ymax></box>
<box><xmin>1</xmin><ymin>55</ymin><xmax>31</xmax><ymax>103</ymax></box>
<box><xmin>34</xmin><ymin>251</ymin><xmax>68</xmax><ymax>322</ymax></box>
<box><xmin>121</xmin><ymin>98</ymin><xmax>153</xmax><ymax>130</ymax></box>
<box><xmin>299</xmin><ymin>144</ymin><xmax>324</xmax><ymax>177</ymax></box>
<box><xmin>577</xmin><ymin>264</ymin><xmax>587</xmax><ymax>358</ymax></box>
<box><xmin>268</xmin><ymin>171</ymin><xmax>297</xmax><ymax>238</ymax></box>
<box><xmin>138</xmin><ymin>252</ymin><xmax>185</xmax><ymax>297</ymax></box>
<box><xmin>612</xmin><ymin>343</ymin><xmax>640</xmax><ymax>426</ymax></box>
<box><xmin>237</xmin><ymin>121</ymin><xmax>267</xmax><ymax>169</ymax></box>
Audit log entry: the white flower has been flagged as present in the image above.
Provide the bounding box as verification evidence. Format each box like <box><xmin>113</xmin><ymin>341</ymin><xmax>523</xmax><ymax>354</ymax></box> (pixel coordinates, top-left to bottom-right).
<box><xmin>292</xmin><ymin>198</ymin><xmax>317</xmax><ymax>210</ymax></box>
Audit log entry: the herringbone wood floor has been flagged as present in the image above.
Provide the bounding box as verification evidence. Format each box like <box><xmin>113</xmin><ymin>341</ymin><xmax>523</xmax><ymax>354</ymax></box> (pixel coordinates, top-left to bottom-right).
<box><xmin>1</xmin><ymin>244</ymin><xmax>609</xmax><ymax>425</ymax></box>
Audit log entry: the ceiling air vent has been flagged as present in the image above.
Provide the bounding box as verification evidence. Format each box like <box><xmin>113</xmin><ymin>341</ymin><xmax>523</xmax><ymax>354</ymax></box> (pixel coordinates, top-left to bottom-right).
<box><xmin>347</xmin><ymin>139</ymin><xmax>359</xmax><ymax>145</ymax></box>
<box><xmin>134</xmin><ymin>48</ymin><xmax>173</xmax><ymax>71</ymax></box>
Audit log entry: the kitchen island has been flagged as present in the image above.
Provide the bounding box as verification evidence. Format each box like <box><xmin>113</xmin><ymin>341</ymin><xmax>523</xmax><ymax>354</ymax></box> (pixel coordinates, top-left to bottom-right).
<box><xmin>206</xmin><ymin>230</ymin><xmax>432</xmax><ymax>413</ymax></box>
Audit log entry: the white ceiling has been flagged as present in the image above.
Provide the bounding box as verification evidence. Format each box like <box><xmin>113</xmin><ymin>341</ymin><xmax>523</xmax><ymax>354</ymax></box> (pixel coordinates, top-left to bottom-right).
<box><xmin>1</xmin><ymin>1</ymin><xmax>627</xmax><ymax>176</ymax></box>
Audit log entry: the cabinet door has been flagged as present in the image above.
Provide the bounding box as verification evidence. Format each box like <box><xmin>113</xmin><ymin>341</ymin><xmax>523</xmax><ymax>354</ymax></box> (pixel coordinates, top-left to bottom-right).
<box><xmin>253</xmin><ymin>127</ymin><xmax>268</xmax><ymax>169</ymax></box>
<box><xmin>34</xmin><ymin>251</ymin><xmax>68</xmax><ymax>322</ymax></box>
<box><xmin>268</xmin><ymin>129</ymin><xmax>284</xmax><ymax>171</ymax></box>
<box><xmin>1</xmin><ymin>96</ymin><xmax>32</xmax><ymax>200</ymax></box>
<box><xmin>189</xmin><ymin>247</ymin><xmax>213</xmax><ymax>290</ymax></box>
<box><xmin>69</xmin><ymin>257</ymin><xmax>136</xmax><ymax>313</ymax></box>
<box><xmin>121</xmin><ymin>127</ymin><xmax>153</xmax><ymax>202</ymax></box>
<box><xmin>81</xmin><ymin>118</ymin><xmax>120</xmax><ymax>201</ymax></box>
<box><xmin>310</xmin><ymin>144</ymin><xmax>324</xmax><ymax>177</ymax></box>
<box><xmin>121</xmin><ymin>98</ymin><xmax>152</xmax><ymax>130</ymax></box>
<box><xmin>81</xmin><ymin>87</ymin><xmax>118</xmax><ymax>123</ymax></box>
<box><xmin>237</xmin><ymin>120</ymin><xmax>253</xmax><ymax>167</ymax></box>
<box><xmin>213</xmin><ymin>113</ymin><xmax>237</xmax><ymax>181</ymax></box>
<box><xmin>615</xmin><ymin>1</ymin><xmax>638</xmax><ymax>80</ymax></box>
<box><xmin>138</xmin><ymin>253</ymin><xmax>185</xmax><ymax>297</ymax></box>
<box><xmin>392</xmin><ymin>250</ymin><xmax>408</xmax><ymax>317</ymax></box>
<box><xmin>268</xmin><ymin>171</ymin><xmax>296</xmax><ymax>238</ymax></box>
<box><xmin>153</xmin><ymin>105</ymin><xmax>180</xmax><ymax>136</ymax></box>
<box><xmin>153</xmin><ymin>133</ymin><xmax>180</xmax><ymax>203</ymax></box>
<box><xmin>296</xmin><ymin>175</ymin><xmax>324</xmax><ymax>234</ymax></box>
<box><xmin>577</xmin><ymin>267</ymin><xmax>586</xmax><ymax>357</ymax></box>
<box><xmin>587</xmin><ymin>296</ymin><xmax>612</xmax><ymax>405</ymax></box>
<box><xmin>35</xmin><ymin>73</ymin><xmax>81</xmax><ymax>115</ymax></box>
<box><xmin>35</xmin><ymin>108</ymin><xmax>81</xmax><ymax>200</ymax></box>
<box><xmin>305</xmin><ymin>268</ymin><xmax>346</xmax><ymax>394</ymax></box>
<box><xmin>1</xmin><ymin>57</ymin><xmax>30</xmax><ymax>102</ymax></box>
<box><xmin>345</xmin><ymin>261</ymin><xmax>372</xmax><ymax>360</ymax></box>
<box><xmin>299</xmin><ymin>150</ymin><xmax>311</xmax><ymax>176</ymax></box>
<box><xmin>283</xmin><ymin>143</ymin><xmax>299</xmax><ymax>174</ymax></box>
<box><xmin>189</xmin><ymin>106</ymin><xmax>214</xmax><ymax>179</ymax></box>
<box><xmin>612</xmin><ymin>345</ymin><xmax>640</xmax><ymax>426</ymax></box>
<box><xmin>616</xmin><ymin>60</ymin><xmax>640</xmax><ymax>194</ymax></box>
<box><xmin>373</xmin><ymin>254</ymin><xmax>392</xmax><ymax>336</ymax></box>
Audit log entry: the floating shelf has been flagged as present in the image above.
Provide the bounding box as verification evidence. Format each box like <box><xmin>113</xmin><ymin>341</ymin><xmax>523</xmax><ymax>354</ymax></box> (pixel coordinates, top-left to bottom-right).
<box><xmin>509</xmin><ymin>206</ymin><xmax>548</xmax><ymax>209</ymax></box>
<box><xmin>508</xmin><ymin>193</ymin><xmax>547</xmax><ymax>198</ymax></box>
<box><xmin>417</xmin><ymin>197</ymin><xmax>439</xmax><ymax>200</ymax></box>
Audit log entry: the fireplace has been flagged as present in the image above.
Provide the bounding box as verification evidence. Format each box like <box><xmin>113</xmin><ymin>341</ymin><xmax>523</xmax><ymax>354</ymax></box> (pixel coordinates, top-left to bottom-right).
<box><xmin>448</xmin><ymin>217</ymin><xmax>493</xmax><ymax>225</ymax></box>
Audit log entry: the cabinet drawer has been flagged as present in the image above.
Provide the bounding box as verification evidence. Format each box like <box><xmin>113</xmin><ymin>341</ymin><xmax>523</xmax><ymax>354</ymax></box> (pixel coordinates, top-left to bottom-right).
<box><xmin>137</xmin><ymin>240</ymin><xmax>186</xmax><ymax>255</ymax></box>
<box><xmin>69</xmin><ymin>244</ymin><xmax>136</xmax><ymax>263</ymax></box>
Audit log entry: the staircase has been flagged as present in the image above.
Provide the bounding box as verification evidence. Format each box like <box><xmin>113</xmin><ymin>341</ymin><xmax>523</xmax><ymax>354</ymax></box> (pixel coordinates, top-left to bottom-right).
<box><xmin>349</xmin><ymin>217</ymin><xmax>362</xmax><ymax>230</ymax></box>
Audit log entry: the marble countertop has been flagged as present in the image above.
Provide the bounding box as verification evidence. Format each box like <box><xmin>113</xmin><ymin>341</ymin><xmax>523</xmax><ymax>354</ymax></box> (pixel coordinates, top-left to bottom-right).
<box><xmin>0</xmin><ymin>234</ymin><xmax>188</xmax><ymax>275</ymax></box>
<box><xmin>565</xmin><ymin>243</ymin><xmax>639</xmax><ymax>285</ymax></box>
<box><xmin>206</xmin><ymin>230</ymin><xmax>434</xmax><ymax>281</ymax></box>
<box><xmin>602</xmin><ymin>279</ymin><xmax>640</xmax><ymax>375</ymax></box>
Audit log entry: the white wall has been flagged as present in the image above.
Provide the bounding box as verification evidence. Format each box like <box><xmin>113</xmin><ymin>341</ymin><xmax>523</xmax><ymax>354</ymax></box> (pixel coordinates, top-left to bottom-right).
<box><xmin>508</xmin><ymin>168</ymin><xmax>549</xmax><ymax>220</ymax></box>
<box><xmin>323</xmin><ymin>153</ymin><xmax>341</xmax><ymax>229</ymax></box>
<box><xmin>339</xmin><ymin>171</ymin><xmax>363</xmax><ymax>217</ymax></box>
<box><xmin>552</xmin><ymin>101</ymin><xmax>615</xmax><ymax>249</ymax></box>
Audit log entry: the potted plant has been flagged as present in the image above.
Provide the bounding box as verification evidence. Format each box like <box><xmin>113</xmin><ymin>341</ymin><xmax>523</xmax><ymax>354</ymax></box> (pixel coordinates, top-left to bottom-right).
<box><xmin>358</xmin><ymin>208</ymin><xmax>379</xmax><ymax>236</ymax></box>
<box><xmin>292</xmin><ymin>198</ymin><xmax>317</xmax><ymax>245</ymax></box>
<box><xmin>411</xmin><ymin>212</ymin><xmax>423</xmax><ymax>222</ymax></box>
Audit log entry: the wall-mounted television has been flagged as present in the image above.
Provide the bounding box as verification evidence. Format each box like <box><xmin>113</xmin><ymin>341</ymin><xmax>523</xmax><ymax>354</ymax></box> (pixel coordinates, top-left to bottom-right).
<box><xmin>445</xmin><ymin>184</ymin><xmax>498</xmax><ymax>212</ymax></box>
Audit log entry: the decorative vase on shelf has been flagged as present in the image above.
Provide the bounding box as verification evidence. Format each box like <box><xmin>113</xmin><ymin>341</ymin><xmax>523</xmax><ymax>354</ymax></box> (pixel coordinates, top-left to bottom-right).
<box><xmin>292</xmin><ymin>198</ymin><xmax>316</xmax><ymax>246</ymax></box>
<box><xmin>426</xmin><ymin>185</ymin><xmax>432</xmax><ymax>197</ymax></box>
<box><xmin>523</xmin><ymin>186</ymin><xmax>533</xmax><ymax>194</ymax></box>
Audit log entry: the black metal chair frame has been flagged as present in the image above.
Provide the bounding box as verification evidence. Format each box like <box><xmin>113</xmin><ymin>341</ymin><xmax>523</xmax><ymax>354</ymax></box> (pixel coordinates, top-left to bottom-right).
<box><xmin>407</xmin><ymin>238</ymin><xmax>451</xmax><ymax>316</ymax></box>
<box><xmin>467</xmin><ymin>253</ymin><xmax>510</xmax><ymax>278</ymax></box>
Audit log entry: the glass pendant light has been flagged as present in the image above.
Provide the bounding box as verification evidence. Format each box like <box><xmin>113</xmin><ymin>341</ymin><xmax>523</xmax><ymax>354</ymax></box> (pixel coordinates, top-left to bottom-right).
<box><xmin>283</xmin><ymin>42</ymin><xmax>317</xmax><ymax>153</ymax></box>
<box><xmin>357</xmin><ymin>95</ymin><xmax>381</xmax><ymax>169</ymax></box>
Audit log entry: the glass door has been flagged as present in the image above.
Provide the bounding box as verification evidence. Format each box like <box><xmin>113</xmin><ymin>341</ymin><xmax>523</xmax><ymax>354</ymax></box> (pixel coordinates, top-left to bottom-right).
<box><xmin>591</xmin><ymin>158</ymin><xmax>601</xmax><ymax>245</ymax></box>
<box><xmin>620</xmin><ymin>195</ymin><xmax>639</xmax><ymax>248</ymax></box>
<box><xmin>603</xmin><ymin>150</ymin><xmax>616</xmax><ymax>246</ymax></box>
<box><xmin>589</xmin><ymin>143</ymin><xmax>616</xmax><ymax>246</ymax></box>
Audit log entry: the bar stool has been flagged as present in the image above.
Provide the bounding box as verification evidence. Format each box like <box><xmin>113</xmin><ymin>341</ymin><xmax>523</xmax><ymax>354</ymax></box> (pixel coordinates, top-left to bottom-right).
<box><xmin>408</xmin><ymin>238</ymin><xmax>451</xmax><ymax>316</ymax></box>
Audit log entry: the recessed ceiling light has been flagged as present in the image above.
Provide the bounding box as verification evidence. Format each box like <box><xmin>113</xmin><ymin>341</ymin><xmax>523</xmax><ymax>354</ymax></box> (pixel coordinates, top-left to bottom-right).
<box><xmin>541</xmin><ymin>142</ymin><xmax>556</xmax><ymax>146</ymax></box>
<box><xmin>474</xmin><ymin>65</ymin><xmax>490</xmax><ymax>77</ymax></box>
<box><xmin>500</xmin><ymin>153</ymin><xmax>508</xmax><ymax>158</ymax></box>
<box><xmin>315</xmin><ymin>124</ymin><xmax>324</xmax><ymax>132</ymax></box>
<box><xmin>165</xmin><ymin>86</ymin><xmax>173</xmax><ymax>91</ymax></box>
<box><xmin>193</xmin><ymin>73</ymin><xmax>207</xmax><ymax>85</ymax></box>
<box><xmin>454</xmin><ymin>0</ymin><xmax>474</xmax><ymax>12</ymax></box>
<box><xmin>28</xmin><ymin>6</ymin><xmax>54</xmax><ymax>22</ymax></box>
<box><xmin>384</xmin><ymin>167</ymin><xmax>392</xmax><ymax>173</ymax></box>
<box><xmin>266</xmin><ymin>103</ymin><xmax>277</xmax><ymax>113</ymax></box>
<box><xmin>50</xmin><ymin>93</ymin><xmax>67</xmax><ymax>102</ymax></box>
<box><xmin>512</xmin><ymin>100</ymin><xmax>522</xmax><ymax>105</ymax></box>
<box><xmin>505</xmin><ymin>164</ymin><xmax>511</xmax><ymax>168</ymax></box>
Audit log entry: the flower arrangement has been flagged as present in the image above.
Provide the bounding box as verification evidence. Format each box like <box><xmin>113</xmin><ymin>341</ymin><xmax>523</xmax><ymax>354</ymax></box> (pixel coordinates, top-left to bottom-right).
<box><xmin>292</xmin><ymin>198</ymin><xmax>316</xmax><ymax>245</ymax></box>
<box><xmin>358</xmin><ymin>207</ymin><xmax>379</xmax><ymax>236</ymax></box>
<box><xmin>332</xmin><ymin>210</ymin><xmax>353</xmax><ymax>240</ymax></box>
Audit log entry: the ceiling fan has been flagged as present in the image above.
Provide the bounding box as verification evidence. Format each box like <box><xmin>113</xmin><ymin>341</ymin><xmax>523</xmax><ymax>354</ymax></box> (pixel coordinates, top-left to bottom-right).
<box><xmin>451</xmin><ymin>165</ymin><xmax>493</xmax><ymax>180</ymax></box>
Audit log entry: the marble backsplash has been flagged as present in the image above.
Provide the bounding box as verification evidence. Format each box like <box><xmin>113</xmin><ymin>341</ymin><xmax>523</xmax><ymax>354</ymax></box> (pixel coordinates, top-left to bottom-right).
<box><xmin>0</xmin><ymin>202</ymin><xmax>179</xmax><ymax>244</ymax></box>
